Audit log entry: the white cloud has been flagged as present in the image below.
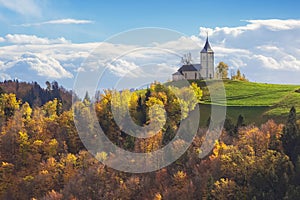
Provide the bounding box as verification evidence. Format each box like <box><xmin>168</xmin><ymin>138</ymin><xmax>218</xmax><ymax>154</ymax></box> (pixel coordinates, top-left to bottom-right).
<box><xmin>256</xmin><ymin>45</ymin><xmax>280</xmax><ymax>52</ymax></box>
<box><xmin>252</xmin><ymin>55</ymin><xmax>281</xmax><ymax>69</ymax></box>
<box><xmin>4</xmin><ymin>34</ymin><xmax>70</xmax><ymax>45</ymax></box>
<box><xmin>0</xmin><ymin>0</ymin><xmax>41</xmax><ymax>16</ymax></box>
<box><xmin>244</xmin><ymin>19</ymin><xmax>300</xmax><ymax>31</ymax></box>
<box><xmin>0</xmin><ymin>37</ymin><xmax>4</xmax><ymax>42</ymax></box>
<box><xmin>198</xmin><ymin>19</ymin><xmax>300</xmax><ymax>83</ymax></box>
<box><xmin>155</xmin><ymin>36</ymin><xmax>202</xmax><ymax>52</ymax></box>
<box><xmin>3</xmin><ymin>53</ymin><xmax>73</xmax><ymax>79</ymax></box>
<box><xmin>0</xmin><ymin>40</ymin><xmax>98</xmax><ymax>80</ymax></box>
<box><xmin>0</xmin><ymin>73</ymin><xmax>11</xmax><ymax>81</ymax></box>
<box><xmin>281</xmin><ymin>55</ymin><xmax>300</xmax><ymax>70</ymax></box>
<box><xmin>214</xmin><ymin>46</ymin><xmax>250</xmax><ymax>55</ymax></box>
<box><xmin>19</xmin><ymin>18</ymin><xmax>94</xmax><ymax>27</ymax></box>
<box><xmin>107</xmin><ymin>59</ymin><xmax>141</xmax><ymax>78</ymax></box>
<box><xmin>200</xmin><ymin>19</ymin><xmax>300</xmax><ymax>39</ymax></box>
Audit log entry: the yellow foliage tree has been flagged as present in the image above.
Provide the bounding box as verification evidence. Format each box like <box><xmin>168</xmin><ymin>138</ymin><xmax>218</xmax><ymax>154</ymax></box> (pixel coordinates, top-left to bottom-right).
<box><xmin>0</xmin><ymin>93</ymin><xmax>21</xmax><ymax>120</ymax></box>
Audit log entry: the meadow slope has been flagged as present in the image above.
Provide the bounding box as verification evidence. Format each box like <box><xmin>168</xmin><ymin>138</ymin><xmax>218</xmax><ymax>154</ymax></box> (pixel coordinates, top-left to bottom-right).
<box><xmin>195</xmin><ymin>80</ymin><xmax>300</xmax><ymax>125</ymax></box>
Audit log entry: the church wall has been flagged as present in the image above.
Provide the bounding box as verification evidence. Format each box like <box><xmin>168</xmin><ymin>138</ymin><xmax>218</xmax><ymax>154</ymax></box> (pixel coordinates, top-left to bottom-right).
<box><xmin>200</xmin><ymin>52</ymin><xmax>214</xmax><ymax>79</ymax></box>
<box><xmin>200</xmin><ymin>52</ymin><xmax>208</xmax><ymax>78</ymax></box>
<box><xmin>182</xmin><ymin>71</ymin><xmax>199</xmax><ymax>80</ymax></box>
<box><xmin>199</xmin><ymin>68</ymin><xmax>207</xmax><ymax>79</ymax></box>
<box><xmin>207</xmin><ymin>52</ymin><xmax>214</xmax><ymax>79</ymax></box>
<box><xmin>172</xmin><ymin>74</ymin><xmax>184</xmax><ymax>81</ymax></box>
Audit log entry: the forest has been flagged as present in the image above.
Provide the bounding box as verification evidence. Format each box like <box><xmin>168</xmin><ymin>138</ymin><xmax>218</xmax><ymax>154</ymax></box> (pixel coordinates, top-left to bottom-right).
<box><xmin>0</xmin><ymin>80</ymin><xmax>300</xmax><ymax>199</ymax></box>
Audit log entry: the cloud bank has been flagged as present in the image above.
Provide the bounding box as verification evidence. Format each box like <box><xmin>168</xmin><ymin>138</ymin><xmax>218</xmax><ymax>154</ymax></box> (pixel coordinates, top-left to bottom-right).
<box><xmin>3</xmin><ymin>34</ymin><xmax>70</xmax><ymax>45</ymax></box>
<box><xmin>198</xmin><ymin>19</ymin><xmax>300</xmax><ymax>83</ymax></box>
<box><xmin>0</xmin><ymin>19</ymin><xmax>299</xmax><ymax>87</ymax></box>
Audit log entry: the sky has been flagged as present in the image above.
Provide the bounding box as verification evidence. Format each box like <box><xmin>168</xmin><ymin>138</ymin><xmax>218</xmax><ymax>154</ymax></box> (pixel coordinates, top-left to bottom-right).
<box><xmin>0</xmin><ymin>0</ymin><xmax>300</xmax><ymax>91</ymax></box>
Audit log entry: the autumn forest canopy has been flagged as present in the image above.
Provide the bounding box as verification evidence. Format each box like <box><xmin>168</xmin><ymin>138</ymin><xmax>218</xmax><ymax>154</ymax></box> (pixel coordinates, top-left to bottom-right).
<box><xmin>0</xmin><ymin>80</ymin><xmax>300</xmax><ymax>199</ymax></box>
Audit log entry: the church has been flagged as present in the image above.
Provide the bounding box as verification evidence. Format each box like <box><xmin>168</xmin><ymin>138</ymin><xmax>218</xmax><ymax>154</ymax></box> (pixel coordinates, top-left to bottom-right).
<box><xmin>172</xmin><ymin>37</ymin><xmax>214</xmax><ymax>81</ymax></box>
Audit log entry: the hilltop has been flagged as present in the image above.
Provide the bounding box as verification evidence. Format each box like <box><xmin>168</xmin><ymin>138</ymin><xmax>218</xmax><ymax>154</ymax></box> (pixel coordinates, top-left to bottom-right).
<box><xmin>194</xmin><ymin>80</ymin><xmax>300</xmax><ymax>125</ymax></box>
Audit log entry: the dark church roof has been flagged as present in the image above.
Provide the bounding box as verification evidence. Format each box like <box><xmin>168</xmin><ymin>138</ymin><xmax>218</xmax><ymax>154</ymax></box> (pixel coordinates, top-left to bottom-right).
<box><xmin>191</xmin><ymin>64</ymin><xmax>201</xmax><ymax>70</ymax></box>
<box><xmin>201</xmin><ymin>37</ymin><xmax>213</xmax><ymax>53</ymax></box>
<box><xmin>173</xmin><ymin>64</ymin><xmax>202</xmax><ymax>75</ymax></box>
<box><xmin>178</xmin><ymin>64</ymin><xmax>198</xmax><ymax>72</ymax></box>
<box><xmin>172</xmin><ymin>71</ymin><xmax>182</xmax><ymax>75</ymax></box>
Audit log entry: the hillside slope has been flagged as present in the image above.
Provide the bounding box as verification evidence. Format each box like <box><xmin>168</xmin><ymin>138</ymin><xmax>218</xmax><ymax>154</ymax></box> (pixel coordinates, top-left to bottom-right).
<box><xmin>194</xmin><ymin>80</ymin><xmax>300</xmax><ymax>124</ymax></box>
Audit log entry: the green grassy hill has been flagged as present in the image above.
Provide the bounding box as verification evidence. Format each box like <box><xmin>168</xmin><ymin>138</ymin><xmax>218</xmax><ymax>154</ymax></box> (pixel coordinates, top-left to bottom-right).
<box><xmin>194</xmin><ymin>80</ymin><xmax>300</xmax><ymax>125</ymax></box>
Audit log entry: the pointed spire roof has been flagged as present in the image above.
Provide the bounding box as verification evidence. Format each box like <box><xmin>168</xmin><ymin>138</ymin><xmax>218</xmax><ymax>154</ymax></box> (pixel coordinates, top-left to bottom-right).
<box><xmin>201</xmin><ymin>36</ymin><xmax>213</xmax><ymax>53</ymax></box>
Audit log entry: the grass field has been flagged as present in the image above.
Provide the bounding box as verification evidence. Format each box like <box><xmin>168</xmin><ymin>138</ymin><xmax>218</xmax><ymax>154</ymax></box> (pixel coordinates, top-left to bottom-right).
<box><xmin>193</xmin><ymin>80</ymin><xmax>300</xmax><ymax>125</ymax></box>
<box><xmin>198</xmin><ymin>104</ymin><xmax>270</xmax><ymax>126</ymax></box>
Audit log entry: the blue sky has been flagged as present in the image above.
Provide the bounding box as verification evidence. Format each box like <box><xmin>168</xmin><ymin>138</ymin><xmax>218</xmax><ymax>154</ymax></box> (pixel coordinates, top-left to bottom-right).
<box><xmin>0</xmin><ymin>0</ymin><xmax>300</xmax><ymax>90</ymax></box>
<box><xmin>1</xmin><ymin>0</ymin><xmax>300</xmax><ymax>43</ymax></box>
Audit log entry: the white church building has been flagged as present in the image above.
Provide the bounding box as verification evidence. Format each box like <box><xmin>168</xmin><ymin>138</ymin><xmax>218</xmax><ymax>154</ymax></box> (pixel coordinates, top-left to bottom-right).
<box><xmin>172</xmin><ymin>37</ymin><xmax>214</xmax><ymax>81</ymax></box>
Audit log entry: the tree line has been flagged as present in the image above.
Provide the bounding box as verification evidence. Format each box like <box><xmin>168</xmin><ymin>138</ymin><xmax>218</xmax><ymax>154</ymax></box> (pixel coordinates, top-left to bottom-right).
<box><xmin>0</xmin><ymin>80</ymin><xmax>73</xmax><ymax>111</ymax></box>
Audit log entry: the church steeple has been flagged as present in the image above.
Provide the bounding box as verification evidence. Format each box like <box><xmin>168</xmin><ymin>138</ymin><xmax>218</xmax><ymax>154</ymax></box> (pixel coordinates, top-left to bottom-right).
<box><xmin>201</xmin><ymin>36</ymin><xmax>213</xmax><ymax>53</ymax></box>
<box><xmin>200</xmin><ymin>35</ymin><xmax>214</xmax><ymax>79</ymax></box>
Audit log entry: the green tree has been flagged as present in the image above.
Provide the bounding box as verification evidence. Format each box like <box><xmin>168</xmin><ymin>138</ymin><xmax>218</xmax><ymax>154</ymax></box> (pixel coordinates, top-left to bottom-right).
<box><xmin>248</xmin><ymin>150</ymin><xmax>293</xmax><ymax>199</ymax></box>
<box><xmin>223</xmin><ymin>117</ymin><xmax>235</xmax><ymax>136</ymax></box>
<box><xmin>233</xmin><ymin>114</ymin><xmax>245</xmax><ymax>136</ymax></box>
<box><xmin>281</xmin><ymin>106</ymin><xmax>300</xmax><ymax>164</ymax></box>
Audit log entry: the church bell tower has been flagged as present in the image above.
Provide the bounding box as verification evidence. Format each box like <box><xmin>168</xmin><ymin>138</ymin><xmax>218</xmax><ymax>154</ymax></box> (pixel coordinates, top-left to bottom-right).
<box><xmin>200</xmin><ymin>36</ymin><xmax>214</xmax><ymax>79</ymax></box>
